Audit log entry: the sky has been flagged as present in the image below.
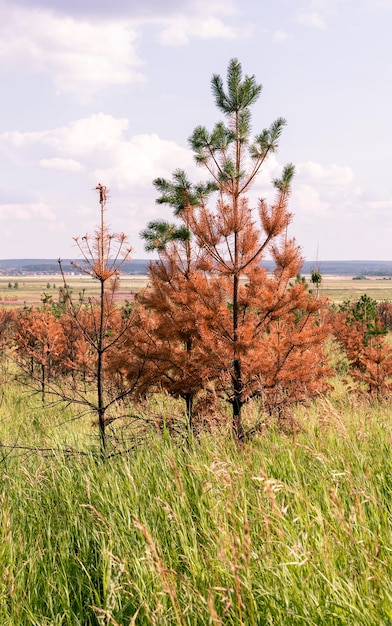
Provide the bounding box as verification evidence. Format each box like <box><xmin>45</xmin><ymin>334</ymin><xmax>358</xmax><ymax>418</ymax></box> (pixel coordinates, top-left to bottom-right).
<box><xmin>0</xmin><ymin>0</ymin><xmax>391</xmax><ymax>262</ymax></box>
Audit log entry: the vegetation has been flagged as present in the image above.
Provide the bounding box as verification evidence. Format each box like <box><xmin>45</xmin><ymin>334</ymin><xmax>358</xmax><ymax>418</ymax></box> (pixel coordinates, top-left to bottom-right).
<box><xmin>57</xmin><ymin>182</ymin><xmax>135</xmax><ymax>455</ymax></box>
<box><xmin>1</xmin><ymin>58</ymin><xmax>392</xmax><ymax>624</ymax></box>
<box><xmin>330</xmin><ymin>295</ymin><xmax>392</xmax><ymax>397</ymax></box>
<box><xmin>2</xmin><ymin>274</ymin><xmax>392</xmax><ymax>310</ymax></box>
<box><xmin>140</xmin><ymin>59</ymin><xmax>330</xmax><ymax>439</ymax></box>
<box><xmin>0</xmin><ymin>377</ymin><xmax>392</xmax><ymax>624</ymax></box>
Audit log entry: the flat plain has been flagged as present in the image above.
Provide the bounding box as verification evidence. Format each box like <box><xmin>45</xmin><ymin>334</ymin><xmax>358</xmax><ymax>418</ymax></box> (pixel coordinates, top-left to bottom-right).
<box><xmin>315</xmin><ymin>275</ymin><xmax>392</xmax><ymax>303</ymax></box>
<box><xmin>1</xmin><ymin>273</ymin><xmax>392</xmax><ymax>308</ymax></box>
<box><xmin>0</xmin><ymin>274</ymin><xmax>149</xmax><ymax>308</ymax></box>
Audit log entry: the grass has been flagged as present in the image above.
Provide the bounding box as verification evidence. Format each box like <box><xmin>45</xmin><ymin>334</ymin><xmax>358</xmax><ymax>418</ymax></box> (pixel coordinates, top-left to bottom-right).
<box><xmin>1</xmin><ymin>369</ymin><xmax>392</xmax><ymax>624</ymax></box>
<box><xmin>317</xmin><ymin>276</ymin><xmax>392</xmax><ymax>304</ymax></box>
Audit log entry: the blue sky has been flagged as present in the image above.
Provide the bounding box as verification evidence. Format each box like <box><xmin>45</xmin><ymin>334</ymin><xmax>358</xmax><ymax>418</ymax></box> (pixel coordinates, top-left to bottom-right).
<box><xmin>0</xmin><ymin>0</ymin><xmax>391</xmax><ymax>261</ymax></box>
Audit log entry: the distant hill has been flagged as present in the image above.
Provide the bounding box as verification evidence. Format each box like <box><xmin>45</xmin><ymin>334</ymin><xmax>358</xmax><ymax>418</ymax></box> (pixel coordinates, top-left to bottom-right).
<box><xmin>0</xmin><ymin>259</ymin><xmax>150</xmax><ymax>275</ymax></box>
<box><xmin>1</xmin><ymin>259</ymin><xmax>392</xmax><ymax>277</ymax></box>
<box><xmin>300</xmin><ymin>260</ymin><xmax>392</xmax><ymax>277</ymax></box>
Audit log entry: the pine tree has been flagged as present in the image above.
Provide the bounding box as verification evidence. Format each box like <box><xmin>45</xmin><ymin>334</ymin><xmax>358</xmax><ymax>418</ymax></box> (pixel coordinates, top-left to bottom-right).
<box><xmin>138</xmin><ymin>171</ymin><xmax>216</xmax><ymax>430</ymax></box>
<box><xmin>141</xmin><ymin>59</ymin><xmax>331</xmax><ymax>439</ymax></box>
<box><xmin>56</xmin><ymin>184</ymin><xmax>138</xmax><ymax>456</ymax></box>
<box><xmin>331</xmin><ymin>296</ymin><xmax>392</xmax><ymax>397</ymax></box>
<box><xmin>14</xmin><ymin>306</ymin><xmax>66</xmax><ymax>403</ymax></box>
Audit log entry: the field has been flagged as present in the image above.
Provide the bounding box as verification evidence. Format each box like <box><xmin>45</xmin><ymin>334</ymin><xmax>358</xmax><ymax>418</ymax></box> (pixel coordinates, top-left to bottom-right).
<box><xmin>316</xmin><ymin>276</ymin><xmax>392</xmax><ymax>304</ymax></box>
<box><xmin>0</xmin><ymin>275</ymin><xmax>149</xmax><ymax>308</ymax></box>
<box><xmin>1</xmin><ymin>274</ymin><xmax>392</xmax><ymax>308</ymax></box>
<box><xmin>2</xmin><ymin>271</ymin><xmax>392</xmax><ymax>624</ymax></box>
<box><xmin>1</xmin><ymin>374</ymin><xmax>392</xmax><ymax>624</ymax></box>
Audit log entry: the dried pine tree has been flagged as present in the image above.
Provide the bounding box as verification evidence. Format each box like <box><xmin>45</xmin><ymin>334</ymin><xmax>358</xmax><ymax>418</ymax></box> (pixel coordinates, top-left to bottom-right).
<box><xmin>141</xmin><ymin>59</ymin><xmax>331</xmax><ymax>438</ymax></box>
<box><xmin>331</xmin><ymin>299</ymin><xmax>392</xmax><ymax>397</ymax></box>
<box><xmin>14</xmin><ymin>306</ymin><xmax>67</xmax><ymax>403</ymax></box>
<box><xmin>56</xmin><ymin>185</ymin><xmax>141</xmax><ymax>455</ymax></box>
<box><xmin>137</xmin><ymin>171</ymin><xmax>216</xmax><ymax>430</ymax></box>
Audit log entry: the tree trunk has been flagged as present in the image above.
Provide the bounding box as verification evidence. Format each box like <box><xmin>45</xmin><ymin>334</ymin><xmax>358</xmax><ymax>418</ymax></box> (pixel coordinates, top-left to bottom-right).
<box><xmin>185</xmin><ymin>393</ymin><xmax>193</xmax><ymax>433</ymax></box>
<box><xmin>233</xmin><ymin>357</ymin><xmax>244</xmax><ymax>440</ymax></box>
<box><xmin>232</xmin><ymin>266</ymin><xmax>244</xmax><ymax>440</ymax></box>
<box><xmin>41</xmin><ymin>362</ymin><xmax>46</xmax><ymax>404</ymax></box>
<box><xmin>97</xmin><ymin>277</ymin><xmax>106</xmax><ymax>458</ymax></box>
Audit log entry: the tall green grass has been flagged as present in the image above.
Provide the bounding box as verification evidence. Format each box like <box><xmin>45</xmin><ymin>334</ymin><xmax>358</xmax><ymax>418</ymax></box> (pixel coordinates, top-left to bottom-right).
<box><xmin>1</xmin><ymin>379</ymin><xmax>392</xmax><ymax>624</ymax></box>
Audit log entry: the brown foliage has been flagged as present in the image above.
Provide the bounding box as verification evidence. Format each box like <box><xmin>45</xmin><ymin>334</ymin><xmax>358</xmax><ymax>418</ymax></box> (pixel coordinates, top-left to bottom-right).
<box><xmin>127</xmin><ymin>60</ymin><xmax>334</xmax><ymax>438</ymax></box>
<box><xmin>196</xmin><ymin>270</ymin><xmax>331</xmax><ymax>419</ymax></box>
<box><xmin>120</xmin><ymin>182</ymin><xmax>332</xmax><ymax>436</ymax></box>
<box><xmin>14</xmin><ymin>307</ymin><xmax>67</xmax><ymax>401</ymax></box>
<box><xmin>330</xmin><ymin>309</ymin><xmax>392</xmax><ymax>397</ymax></box>
<box><xmin>378</xmin><ymin>301</ymin><xmax>392</xmax><ymax>331</ymax></box>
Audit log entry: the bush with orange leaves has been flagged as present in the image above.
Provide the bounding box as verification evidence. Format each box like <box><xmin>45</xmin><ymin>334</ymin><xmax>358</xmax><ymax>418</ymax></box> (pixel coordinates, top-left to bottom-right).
<box><xmin>330</xmin><ymin>295</ymin><xmax>392</xmax><ymax>398</ymax></box>
<box><xmin>14</xmin><ymin>306</ymin><xmax>67</xmax><ymax>402</ymax></box>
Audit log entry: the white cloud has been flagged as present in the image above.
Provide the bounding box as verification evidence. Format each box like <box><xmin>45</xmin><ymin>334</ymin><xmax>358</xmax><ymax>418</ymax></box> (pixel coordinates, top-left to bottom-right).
<box><xmin>0</xmin><ymin>114</ymin><xmax>130</xmax><ymax>160</ymax></box>
<box><xmin>39</xmin><ymin>158</ymin><xmax>86</xmax><ymax>172</ymax></box>
<box><xmin>296</xmin><ymin>0</ymin><xmax>341</xmax><ymax>29</ymax></box>
<box><xmin>297</xmin><ymin>10</ymin><xmax>327</xmax><ymax>28</ymax></box>
<box><xmin>296</xmin><ymin>161</ymin><xmax>354</xmax><ymax>185</ymax></box>
<box><xmin>292</xmin><ymin>184</ymin><xmax>331</xmax><ymax>217</ymax></box>
<box><xmin>93</xmin><ymin>133</ymin><xmax>194</xmax><ymax>187</ymax></box>
<box><xmin>0</xmin><ymin>113</ymin><xmax>194</xmax><ymax>190</ymax></box>
<box><xmin>272</xmin><ymin>30</ymin><xmax>290</xmax><ymax>43</ymax></box>
<box><xmin>159</xmin><ymin>15</ymin><xmax>237</xmax><ymax>45</ymax></box>
<box><xmin>292</xmin><ymin>161</ymin><xmax>357</xmax><ymax>224</ymax></box>
<box><xmin>47</xmin><ymin>114</ymin><xmax>131</xmax><ymax>156</ymax></box>
<box><xmin>365</xmin><ymin>198</ymin><xmax>392</xmax><ymax>214</ymax></box>
<box><xmin>0</xmin><ymin>4</ymin><xmax>144</xmax><ymax>100</ymax></box>
<box><xmin>290</xmin><ymin>163</ymin><xmax>392</xmax><ymax>235</ymax></box>
<box><xmin>155</xmin><ymin>0</ymin><xmax>247</xmax><ymax>46</ymax></box>
<box><xmin>0</xmin><ymin>0</ymin><xmax>243</xmax><ymax>97</ymax></box>
<box><xmin>0</xmin><ymin>202</ymin><xmax>56</xmax><ymax>221</ymax></box>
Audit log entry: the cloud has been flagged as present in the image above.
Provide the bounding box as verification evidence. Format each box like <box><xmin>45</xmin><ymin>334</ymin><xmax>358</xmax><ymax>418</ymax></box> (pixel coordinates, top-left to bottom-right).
<box><xmin>295</xmin><ymin>0</ymin><xmax>392</xmax><ymax>31</ymax></box>
<box><xmin>0</xmin><ymin>202</ymin><xmax>56</xmax><ymax>221</ymax></box>
<box><xmin>155</xmin><ymin>0</ymin><xmax>243</xmax><ymax>45</ymax></box>
<box><xmin>289</xmin><ymin>161</ymin><xmax>392</xmax><ymax>235</ymax></box>
<box><xmin>292</xmin><ymin>184</ymin><xmax>331</xmax><ymax>218</ymax></box>
<box><xmin>272</xmin><ymin>30</ymin><xmax>290</xmax><ymax>43</ymax></box>
<box><xmin>0</xmin><ymin>4</ymin><xmax>144</xmax><ymax>100</ymax></box>
<box><xmin>0</xmin><ymin>1</ymin><xmax>243</xmax><ymax>98</ymax></box>
<box><xmin>296</xmin><ymin>161</ymin><xmax>354</xmax><ymax>185</ymax></box>
<box><xmin>0</xmin><ymin>114</ymin><xmax>130</xmax><ymax>160</ymax></box>
<box><xmin>296</xmin><ymin>0</ymin><xmax>340</xmax><ymax>29</ymax></box>
<box><xmin>158</xmin><ymin>15</ymin><xmax>238</xmax><ymax>45</ymax></box>
<box><xmin>0</xmin><ymin>113</ymin><xmax>194</xmax><ymax>189</ymax></box>
<box><xmin>297</xmin><ymin>11</ymin><xmax>327</xmax><ymax>28</ymax></box>
<box><xmin>39</xmin><ymin>158</ymin><xmax>86</xmax><ymax>172</ymax></box>
<box><xmin>250</xmin><ymin>160</ymin><xmax>354</xmax><ymax>201</ymax></box>
<box><xmin>93</xmin><ymin>133</ymin><xmax>194</xmax><ymax>187</ymax></box>
<box><xmin>289</xmin><ymin>160</ymin><xmax>358</xmax><ymax>225</ymax></box>
<box><xmin>9</xmin><ymin>0</ymin><xmax>210</xmax><ymax>19</ymax></box>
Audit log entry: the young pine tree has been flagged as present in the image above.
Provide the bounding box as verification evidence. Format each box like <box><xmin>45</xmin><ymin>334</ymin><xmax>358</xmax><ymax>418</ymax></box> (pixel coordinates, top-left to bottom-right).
<box><xmin>14</xmin><ymin>306</ymin><xmax>66</xmax><ymax>403</ymax></box>
<box><xmin>144</xmin><ymin>59</ymin><xmax>331</xmax><ymax>439</ymax></box>
<box><xmin>57</xmin><ymin>184</ymin><xmax>139</xmax><ymax>456</ymax></box>
<box><xmin>139</xmin><ymin>171</ymin><xmax>217</xmax><ymax>430</ymax></box>
<box><xmin>331</xmin><ymin>296</ymin><xmax>392</xmax><ymax>397</ymax></box>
